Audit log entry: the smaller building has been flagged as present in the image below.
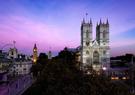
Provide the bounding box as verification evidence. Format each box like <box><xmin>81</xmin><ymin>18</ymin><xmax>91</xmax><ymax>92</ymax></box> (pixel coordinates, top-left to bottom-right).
<box><xmin>0</xmin><ymin>50</ymin><xmax>12</xmax><ymax>73</ymax></box>
<box><xmin>48</xmin><ymin>51</ymin><xmax>52</xmax><ymax>59</ymax></box>
<box><xmin>8</xmin><ymin>47</ymin><xmax>18</xmax><ymax>59</ymax></box>
<box><xmin>9</xmin><ymin>61</ymin><xmax>32</xmax><ymax>75</ymax></box>
<box><xmin>109</xmin><ymin>67</ymin><xmax>130</xmax><ymax>80</ymax></box>
<box><xmin>109</xmin><ymin>58</ymin><xmax>133</xmax><ymax>81</ymax></box>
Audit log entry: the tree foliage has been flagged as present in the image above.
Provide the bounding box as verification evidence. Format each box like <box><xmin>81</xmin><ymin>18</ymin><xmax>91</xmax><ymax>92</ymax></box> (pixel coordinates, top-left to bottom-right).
<box><xmin>24</xmin><ymin>49</ymin><xmax>130</xmax><ymax>95</ymax></box>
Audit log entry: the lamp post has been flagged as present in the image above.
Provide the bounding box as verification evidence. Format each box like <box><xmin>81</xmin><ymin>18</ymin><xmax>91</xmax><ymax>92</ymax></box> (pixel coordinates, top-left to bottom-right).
<box><xmin>102</xmin><ymin>67</ymin><xmax>107</xmax><ymax>71</ymax></box>
<box><xmin>102</xmin><ymin>66</ymin><xmax>107</xmax><ymax>76</ymax></box>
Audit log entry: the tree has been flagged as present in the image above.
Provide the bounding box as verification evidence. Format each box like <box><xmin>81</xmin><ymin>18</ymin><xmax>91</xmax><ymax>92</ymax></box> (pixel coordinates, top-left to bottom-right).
<box><xmin>37</xmin><ymin>53</ymin><xmax>48</xmax><ymax>65</ymax></box>
<box><xmin>24</xmin><ymin>48</ymin><xmax>131</xmax><ymax>95</ymax></box>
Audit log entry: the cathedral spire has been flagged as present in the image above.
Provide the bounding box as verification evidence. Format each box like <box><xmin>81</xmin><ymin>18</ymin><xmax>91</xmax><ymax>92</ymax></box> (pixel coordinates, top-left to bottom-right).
<box><xmin>85</xmin><ymin>13</ymin><xmax>88</xmax><ymax>22</ymax></box>
<box><xmin>13</xmin><ymin>41</ymin><xmax>16</xmax><ymax>48</ymax></box>
<box><xmin>96</xmin><ymin>22</ymin><xmax>98</xmax><ymax>26</ymax></box>
<box><xmin>90</xmin><ymin>18</ymin><xmax>92</xmax><ymax>24</ymax></box>
<box><xmin>106</xmin><ymin>19</ymin><xmax>109</xmax><ymax>25</ymax></box>
<box><xmin>82</xmin><ymin>18</ymin><xmax>85</xmax><ymax>24</ymax></box>
<box><xmin>100</xmin><ymin>19</ymin><xmax>102</xmax><ymax>24</ymax></box>
<box><xmin>34</xmin><ymin>43</ymin><xmax>37</xmax><ymax>49</ymax></box>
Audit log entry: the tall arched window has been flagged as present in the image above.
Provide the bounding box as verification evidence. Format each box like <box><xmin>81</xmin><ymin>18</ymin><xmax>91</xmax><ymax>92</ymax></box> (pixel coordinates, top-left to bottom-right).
<box><xmin>103</xmin><ymin>50</ymin><xmax>106</xmax><ymax>55</ymax></box>
<box><xmin>86</xmin><ymin>30</ymin><xmax>89</xmax><ymax>38</ymax></box>
<box><xmin>86</xmin><ymin>42</ymin><xmax>89</xmax><ymax>46</ymax></box>
<box><xmin>86</xmin><ymin>50</ymin><xmax>89</xmax><ymax>55</ymax></box>
<box><xmin>93</xmin><ymin>51</ymin><xmax>99</xmax><ymax>64</ymax></box>
<box><xmin>103</xmin><ymin>31</ymin><xmax>106</xmax><ymax>39</ymax></box>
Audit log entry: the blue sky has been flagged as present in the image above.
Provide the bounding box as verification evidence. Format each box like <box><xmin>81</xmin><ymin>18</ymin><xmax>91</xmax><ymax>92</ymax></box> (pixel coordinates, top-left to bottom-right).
<box><xmin>0</xmin><ymin>0</ymin><xmax>135</xmax><ymax>56</ymax></box>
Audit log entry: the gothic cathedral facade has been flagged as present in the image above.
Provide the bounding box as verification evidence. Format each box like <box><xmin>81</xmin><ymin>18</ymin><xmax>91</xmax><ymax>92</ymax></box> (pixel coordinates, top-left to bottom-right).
<box><xmin>81</xmin><ymin>18</ymin><xmax>110</xmax><ymax>71</ymax></box>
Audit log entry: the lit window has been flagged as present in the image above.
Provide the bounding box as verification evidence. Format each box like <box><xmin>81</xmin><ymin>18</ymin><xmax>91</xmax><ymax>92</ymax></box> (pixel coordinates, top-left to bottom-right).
<box><xmin>111</xmin><ymin>77</ymin><xmax>119</xmax><ymax>80</ymax></box>
<box><xmin>33</xmin><ymin>59</ymin><xmax>36</xmax><ymax>63</ymax></box>
<box><xmin>122</xmin><ymin>77</ymin><xmax>127</xmax><ymax>80</ymax></box>
<box><xmin>111</xmin><ymin>77</ymin><xmax>115</xmax><ymax>80</ymax></box>
<box><xmin>115</xmin><ymin>77</ymin><xmax>119</xmax><ymax>80</ymax></box>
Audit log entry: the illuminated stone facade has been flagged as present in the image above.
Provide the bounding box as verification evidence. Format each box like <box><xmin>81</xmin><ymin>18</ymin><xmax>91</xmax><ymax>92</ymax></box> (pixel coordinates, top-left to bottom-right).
<box><xmin>81</xmin><ymin>19</ymin><xmax>110</xmax><ymax>71</ymax></box>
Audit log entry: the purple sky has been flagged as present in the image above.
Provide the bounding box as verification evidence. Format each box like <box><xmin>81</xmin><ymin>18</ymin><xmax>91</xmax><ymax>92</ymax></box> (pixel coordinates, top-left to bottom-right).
<box><xmin>0</xmin><ymin>0</ymin><xmax>135</xmax><ymax>56</ymax></box>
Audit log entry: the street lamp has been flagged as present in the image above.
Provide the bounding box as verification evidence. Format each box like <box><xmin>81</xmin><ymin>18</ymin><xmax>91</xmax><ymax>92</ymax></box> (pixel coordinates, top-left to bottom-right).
<box><xmin>102</xmin><ymin>67</ymin><xmax>107</xmax><ymax>71</ymax></box>
<box><xmin>102</xmin><ymin>66</ymin><xmax>108</xmax><ymax>76</ymax></box>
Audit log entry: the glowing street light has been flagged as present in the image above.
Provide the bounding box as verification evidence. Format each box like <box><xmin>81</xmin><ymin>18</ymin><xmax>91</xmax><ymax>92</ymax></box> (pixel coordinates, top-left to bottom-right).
<box><xmin>102</xmin><ymin>67</ymin><xmax>107</xmax><ymax>71</ymax></box>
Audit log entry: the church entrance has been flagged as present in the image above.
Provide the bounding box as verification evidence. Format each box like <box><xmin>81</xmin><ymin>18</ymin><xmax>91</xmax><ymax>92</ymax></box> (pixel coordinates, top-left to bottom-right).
<box><xmin>93</xmin><ymin>51</ymin><xmax>99</xmax><ymax>64</ymax></box>
<box><xmin>86</xmin><ymin>58</ymin><xmax>91</xmax><ymax>64</ymax></box>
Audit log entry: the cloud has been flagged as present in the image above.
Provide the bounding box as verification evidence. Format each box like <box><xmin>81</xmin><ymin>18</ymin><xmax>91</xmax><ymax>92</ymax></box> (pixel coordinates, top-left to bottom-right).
<box><xmin>0</xmin><ymin>14</ymin><xmax>80</xmax><ymax>53</ymax></box>
<box><xmin>0</xmin><ymin>0</ymin><xmax>135</xmax><ymax>56</ymax></box>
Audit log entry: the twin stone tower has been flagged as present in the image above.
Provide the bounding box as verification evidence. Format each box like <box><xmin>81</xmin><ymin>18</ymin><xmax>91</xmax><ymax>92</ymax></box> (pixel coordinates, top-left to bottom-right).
<box><xmin>80</xmin><ymin>18</ymin><xmax>110</xmax><ymax>72</ymax></box>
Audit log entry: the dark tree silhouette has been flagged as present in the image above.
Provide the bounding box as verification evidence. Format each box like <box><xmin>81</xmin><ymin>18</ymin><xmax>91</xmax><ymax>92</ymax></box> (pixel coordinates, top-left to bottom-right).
<box><xmin>37</xmin><ymin>53</ymin><xmax>48</xmax><ymax>65</ymax></box>
<box><xmin>24</xmin><ymin>48</ymin><xmax>131</xmax><ymax>95</ymax></box>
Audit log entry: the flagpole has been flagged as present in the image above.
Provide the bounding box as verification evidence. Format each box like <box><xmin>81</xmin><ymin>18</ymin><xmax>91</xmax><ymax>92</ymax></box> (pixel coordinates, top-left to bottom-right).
<box><xmin>86</xmin><ymin>13</ymin><xmax>88</xmax><ymax>22</ymax></box>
